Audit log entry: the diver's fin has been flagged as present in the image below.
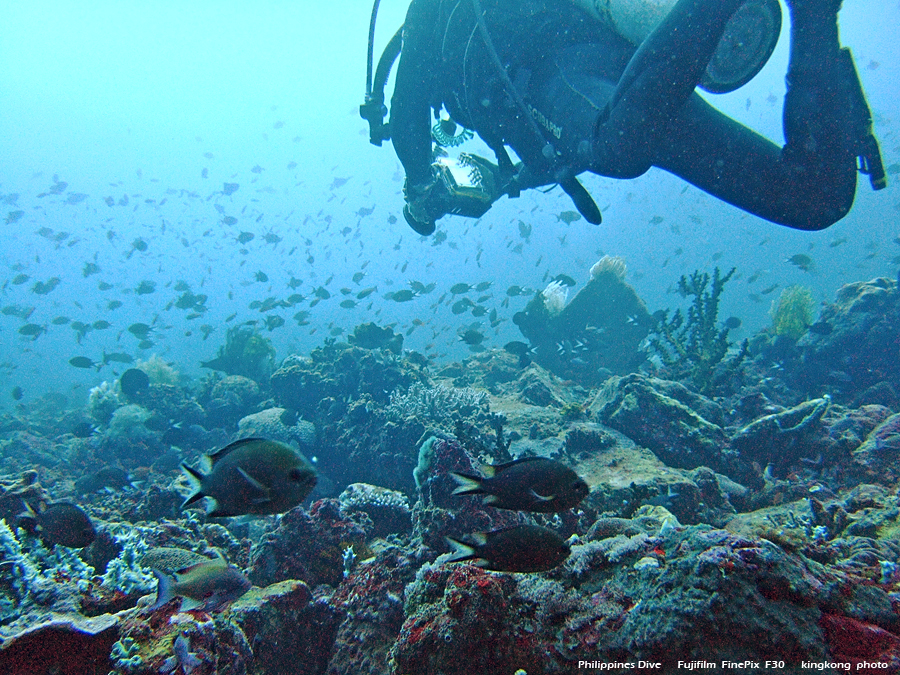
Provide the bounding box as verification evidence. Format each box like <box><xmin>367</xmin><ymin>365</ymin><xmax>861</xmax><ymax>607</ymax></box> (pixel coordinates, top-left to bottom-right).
<box><xmin>560</xmin><ymin>176</ymin><xmax>602</xmax><ymax>224</ymax></box>
<box><xmin>835</xmin><ymin>48</ymin><xmax>886</xmax><ymax>190</ymax></box>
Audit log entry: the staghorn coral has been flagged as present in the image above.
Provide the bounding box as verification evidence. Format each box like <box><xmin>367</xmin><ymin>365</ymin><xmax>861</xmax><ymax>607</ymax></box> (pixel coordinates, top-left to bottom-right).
<box><xmin>0</xmin><ymin>519</ymin><xmax>40</xmax><ymax>608</ymax></box>
<box><xmin>0</xmin><ymin>519</ymin><xmax>159</xmax><ymax>630</ymax></box>
<box><xmin>0</xmin><ymin>520</ymin><xmax>91</xmax><ymax>622</ymax></box>
<box><xmin>99</xmin><ymin>525</ymin><xmax>156</xmax><ymax>596</ymax></box>
<box><xmin>649</xmin><ymin>267</ymin><xmax>747</xmax><ymax>394</ymax></box>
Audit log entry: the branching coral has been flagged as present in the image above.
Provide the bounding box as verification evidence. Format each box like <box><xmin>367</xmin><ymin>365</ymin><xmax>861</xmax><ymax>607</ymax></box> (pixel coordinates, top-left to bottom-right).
<box><xmin>0</xmin><ymin>520</ymin><xmax>155</xmax><ymax>627</ymax></box>
<box><xmin>100</xmin><ymin>525</ymin><xmax>155</xmax><ymax>595</ymax></box>
<box><xmin>110</xmin><ymin>636</ymin><xmax>143</xmax><ymax>672</ymax></box>
<box><xmin>649</xmin><ymin>267</ymin><xmax>747</xmax><ymax>394</ymax></box>
<box><xmin>0</xmin><ymin>520</ymin><xmax>91</xmax><ymax>617</ymax></box>
<box><xmin>385</xmin><ymin>383</ymin><xmax>488</xmax><ymax>425</ymax></box>
<box><xmin>0</xmin><ymin>519</ymin><xmax>40</xmax><ymax>604</ymax></box>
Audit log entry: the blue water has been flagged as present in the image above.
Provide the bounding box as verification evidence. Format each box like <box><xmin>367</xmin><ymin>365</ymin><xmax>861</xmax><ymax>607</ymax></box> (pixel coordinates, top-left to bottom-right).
<box><xmin>1</xmin><ymin>0</ymin><xmax>898</xmax><ymax>407</ymax></box>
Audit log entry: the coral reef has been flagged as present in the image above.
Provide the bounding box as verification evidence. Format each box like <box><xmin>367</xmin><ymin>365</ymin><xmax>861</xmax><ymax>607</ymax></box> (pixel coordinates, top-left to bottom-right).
<box><xmin>338</xmin><ymin>483</ymin><xmax>411</xmax><ymax>537</ymax></box>
<box><xmin>513</xmin><ymin>258</ymin><xmax>652</xmax><ymax>384</ymax></box>
<box><xmin>328</xmin><ymin>547</ymin><xmax>418</xmax><ymax>675</ymax></box>
<box><xmin>271</xmin><ymin>342</ymin><xmax>428</xmax><ymax>419</ymax></box>
<box><xmin>135</xmin><ymin>354</ymin><xmax>181</xmax><ymax>386</ymax></box>
<box><xmin>794</xmin><ymin>276</ymin><xmax>900</xmax><ymax>405</ymax></box>
<box><xmin>412</xmin><ymin>436</ymin><xmax>527</xmax><ymax>553</ymax></box>
<box><xmin>589</xmin><ymin>373</ymin><xmax>750</xmax><ymax>485</ymax></box>
<box><xmin>88</xmin><ymin>380</ymin><xmax>121</xmax><ymax>425</ymax></box>
<box><xmin>248</xmin><ymin>499</ymin><xmax>370</xmax><ymax>589</ymax></box>
<box><xmin>0</xmin><ymin>614</ymin><xmax>118</xmax><ymax>675</ymax></box>
<box><xmin>236</xmin><ymin>407</ymin><xmax>316</xmax><ymax>448</ymax></box>
<box><xmin>1</xmin><ymin>267</ymin><xmax>900</xmax><ymax>673</ymax></box>
<box><xmin>391</xmin><ymin>523</ymin><xmax>900</xmax><ymax>672</ymax></box>
<box><xmin>730</xmin><ymin>395</ymin><xmax>831</xmax><ymax>477</ymax></box>
<box><xmin>849</xmin><ymin>413</ymin><xmax>900</xmax><ymax>485</ymax></box>
<box><xmin>201</xmin><ymin>374</ymin><xmax>264</xmax><ymax>430</ymax></box>
<box><xmin>347</xmin><ymin>322</ymin><xmax>404</xmax><ymax>354</ymax></box>
<box><xmin>229</xmin><ymin>580</ymin><xmax>340</xmax><ymax>675</ymax></box>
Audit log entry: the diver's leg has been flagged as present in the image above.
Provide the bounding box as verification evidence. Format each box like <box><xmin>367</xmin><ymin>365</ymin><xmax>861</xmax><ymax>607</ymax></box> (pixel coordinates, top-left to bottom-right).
<box><xmin>652</xmin><ymin>0</ymin><xmax>881</xmax><ymax>230</ymax></box>
<box><xmin>592</xmin><ymin>0</ymin><xmax>744</xmax><ymax>171</ymax></box>
<box><xmin>652</xmin><ymin>93</ymin><xmax>856</xmax><ymax>230</ymax></box>
<box><xmin>782</xmin><ymin>0</ymin><xmax>884</xmax><ymax>191</ymax></box>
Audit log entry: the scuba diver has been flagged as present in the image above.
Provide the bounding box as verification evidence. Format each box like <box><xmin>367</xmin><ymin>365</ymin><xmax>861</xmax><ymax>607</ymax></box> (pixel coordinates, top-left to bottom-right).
<box><xmin>360</xmin><ymin>0</ymin><xmax>885</xmax><ymax>236</ymax></box>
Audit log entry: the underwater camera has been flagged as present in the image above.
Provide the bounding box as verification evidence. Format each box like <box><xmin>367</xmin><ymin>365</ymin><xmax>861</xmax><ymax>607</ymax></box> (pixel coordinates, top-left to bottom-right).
<box><xmin>432</xmin><ymin>153</ymin><xmax>498</xmax><ymax>219</ymax></box>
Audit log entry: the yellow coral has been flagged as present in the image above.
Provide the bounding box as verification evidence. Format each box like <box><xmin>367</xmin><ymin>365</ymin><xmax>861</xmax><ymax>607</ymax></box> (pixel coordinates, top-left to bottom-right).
<box><xmin>770</xmin><ymin>286</ymin><xmax>814</xmax><ymax>339</ymax></box>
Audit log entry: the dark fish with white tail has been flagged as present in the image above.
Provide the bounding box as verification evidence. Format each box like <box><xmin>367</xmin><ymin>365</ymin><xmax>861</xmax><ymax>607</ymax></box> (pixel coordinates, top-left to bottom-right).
<box><xmin>19</xmin><ymin>501</ymin><xmax>96</xmax><ymax>548</ymax></box>
<box><xmin>181</xmin><ymin>437</ymin><xmax>317</xmax><ymax>517</ymax></box>
<box><xmin>451</xmin><ymin>457</ymin><xmax>589</xmax><ymax>512</ymax></box>
<box><xmin>445</xmin><ymin>525</ymin><xmax>570</xmax><ymax>572</ymax></box>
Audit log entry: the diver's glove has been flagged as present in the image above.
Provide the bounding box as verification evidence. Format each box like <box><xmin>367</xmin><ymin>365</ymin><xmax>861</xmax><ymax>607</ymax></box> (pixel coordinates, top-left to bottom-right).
<box><xmin>403</xmin><ymin>181</ymin><xmax>441</xmax><ymax>236</ymax></box>
<box><xmin>403</xmin><ymin>153</ymin><xmax>501</xmax><ymax>235</ymax></box>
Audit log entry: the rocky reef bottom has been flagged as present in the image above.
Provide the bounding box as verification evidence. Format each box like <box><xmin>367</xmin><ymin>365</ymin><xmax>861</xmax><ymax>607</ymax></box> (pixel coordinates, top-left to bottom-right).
<box><xmin>2</xmin><ymin>276</ymin><xmax>900</xmax><ymax>675</ymax></box>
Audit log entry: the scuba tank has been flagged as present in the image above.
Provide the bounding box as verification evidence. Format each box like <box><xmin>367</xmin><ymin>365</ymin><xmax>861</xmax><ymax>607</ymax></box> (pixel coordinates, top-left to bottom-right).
<box><xmin>572</xmin><ymin>0</ymin><xmax>783</xmax><ymax>93</ymax></box>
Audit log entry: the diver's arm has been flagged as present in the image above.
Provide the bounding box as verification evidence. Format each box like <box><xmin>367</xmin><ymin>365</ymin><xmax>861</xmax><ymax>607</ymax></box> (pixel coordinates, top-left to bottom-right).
<box><xmin>390</xmin><ymin>0</ymin><xmax>441</xmax><ymax>188</ymax></box>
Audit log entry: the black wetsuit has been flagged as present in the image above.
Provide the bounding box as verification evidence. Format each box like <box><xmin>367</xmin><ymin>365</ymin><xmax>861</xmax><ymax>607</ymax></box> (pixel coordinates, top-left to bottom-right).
<box><xmin>390</xmin><ymin>0</ymin><xmax>880</xmax><ymax>231</ymax></box>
